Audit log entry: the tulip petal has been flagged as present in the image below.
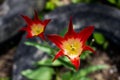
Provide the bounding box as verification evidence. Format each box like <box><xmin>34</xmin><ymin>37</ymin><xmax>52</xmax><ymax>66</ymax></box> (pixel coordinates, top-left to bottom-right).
<box><xmin>26</xmin><ymin>31</ymin><xmax>33</xmax><ymax>38</ymax></box>
<box><xmin>70</xmin><ymin>57</ymin><xmax>80</xmax><ymax>70</ymax></box>
<box><xmin>34</xmin><ymin>10</ymin><xmax>39</xmax><ymax>20</ymax></box>
<box><xmin>43</xmin><ymin>19</ymin><xmax>51</xmax><ymax>26</ymax></box>
<box><xmin>79</xmin><ymin>26</ymin><xmax>94</xmax><ymax>43</ymax></box>
<box><xmin>64</xmin><ymin>17</ymin><xmax>76</xmax><ymax>38</ymax></box>
<box><xmin>21</xmin><ymin>15</ymin><xmax>33</xmax><ymax>25</ymax></box>
<box><xmin>38</xmin><ymin>32</ymin><xmax>45</xmax><ymax>40</ymax></box>
<box><xmin>53</xmin><ymin>50</ymin><xmax>64</xmax><ymax>62</ymax></box>
<box><xmin>47</xmin><ymin>34</ymin><xmax>63</xmax><ymax>48</ymax></box>
<box><xmin>19</xmin><ymin>27</ymin><xmax>28</xmax><ymax>31</ymax></box>
<box><xmin>83</xmin><ymin>45</ymin><xmax>96</xmax><ymax>54</ymax></box>
<box><xmin>67</xmin><ymin>17</ymin><xmax>74</xmax><ymax>34</ymax></box>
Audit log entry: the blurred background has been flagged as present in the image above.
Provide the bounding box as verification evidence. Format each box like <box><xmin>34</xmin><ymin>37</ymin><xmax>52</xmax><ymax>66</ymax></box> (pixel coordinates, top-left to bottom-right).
<box><xmin>0</xmin><ymin>0</ymin><xmax>120</xmax><ymax>80</ymax></box>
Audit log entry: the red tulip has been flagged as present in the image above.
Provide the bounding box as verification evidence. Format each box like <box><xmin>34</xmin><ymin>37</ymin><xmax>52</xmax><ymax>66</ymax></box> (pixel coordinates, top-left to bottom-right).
<box><xmin>20</xmin><ymin>10</ymin><xmax>51</xmax><ymax>40</ymax></box>
<box><xmin>47</xmin><ymin>17</ymin><xmax>95</xmax><ymax>70</ymax></box>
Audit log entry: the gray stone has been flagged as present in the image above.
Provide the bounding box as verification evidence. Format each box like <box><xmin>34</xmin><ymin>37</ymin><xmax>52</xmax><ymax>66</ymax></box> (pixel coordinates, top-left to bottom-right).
<box><xmin>0</xmin><ymin>0</ymin><xmax>46</xmax><ymax>43</ymax></box>
<box><xmin>13</xmin><ymin>36</ymin><xmax>48</xmax><ymax>80</ymax></box>
<box><xmin>13</xmin><ymin>4</ymin><xmax>120</xmax><ymax>80</ymax></box>
<box><xmin>45</xmin><ymin>4</ymin><xmax>120</xmax><ymax>44</ymax></box>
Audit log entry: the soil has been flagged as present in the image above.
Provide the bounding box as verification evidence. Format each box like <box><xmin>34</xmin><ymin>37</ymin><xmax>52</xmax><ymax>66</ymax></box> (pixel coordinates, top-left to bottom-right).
<box><xmin>88</xmin><ymin>50</ymin><xmax>120</xmax><ymax>80</ymax></box>
<box><xmin>0</xmin><ymin>33</ymin><xmax>120</xmax><ymax>80</ymax></box>
<box><xmin>0</xmin><ymin>31</ymin><xmax>119</xmax><ymax>80</ymax></box>
<box><xmin>85</xmin><ymin>35</ymin><xmax>120</xmax><ymax>80</ymax></box>
<box><xmin>0</xmin><ymin>32</ymin><xmax>23</xmax><ymax>78</ymax></box>
<box><xmin>0</xmin><ymin>47</ymin><xmax>16</xmax><ymax>77</ymax></box>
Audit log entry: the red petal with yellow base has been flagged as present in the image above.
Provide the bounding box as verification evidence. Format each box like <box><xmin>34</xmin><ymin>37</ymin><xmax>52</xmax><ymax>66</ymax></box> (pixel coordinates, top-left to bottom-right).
<box><xmin>20</xmin><ymin>10</ymin><xmax>51</xmax><ymax>40</ymax></box>
<box><xmin>47</xmin><ymin>17</ymin><xmax>95</xmax><ymax>70</ymax></box>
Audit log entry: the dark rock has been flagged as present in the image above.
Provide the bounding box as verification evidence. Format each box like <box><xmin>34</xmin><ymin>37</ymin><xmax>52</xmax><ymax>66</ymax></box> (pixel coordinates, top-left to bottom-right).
<box><xmin>13</xmin><ymin>36</ymin><xmax>48</xmax><ymax>80</ymax></box>
<box><xmin>45</xmin><ymin>4</ymin><xmax>120</xmax><ymax>45</ymax></box>
<box><xmin>13</xmin><ymin>4</ymin><xmax>120</xmax><ymax>80</ymax></box>
<box><xmin>0</xmin><ymin>0</ymin><xmax>46</xmax><ymax>43</ymax></box>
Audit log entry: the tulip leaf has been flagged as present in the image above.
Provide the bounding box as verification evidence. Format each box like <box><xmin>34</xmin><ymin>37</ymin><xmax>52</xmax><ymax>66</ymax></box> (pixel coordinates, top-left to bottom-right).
<box><xmin>103</xmin><ymin>41</ymin><xmax>109</xmax><ymax>49</ymax></box>
<box><xmin>36</xmin><ymin>58</ymin><xmax>62</xmax><ymax>66</ymax></box>
<box><xmin>22</xmin><ymin>67</ymin><xmax>55</xmax><ymax>80</ymax></box>
<box><xmin>80</xmin><ymin>51</ymin><xmax>92</xmax><ymax>60</ymax></box>
<box><xmin>72</xmin><ymin>65</ymin><xmax>108</xmax><ymax>80</ymax></box>
<box><xmin>58</xmin><ymin>57</ymin><xmax>76</xmax><ymax>71</ymax></box>
<box><xmin>108</xmin><ymin>0</ymin><xmax>116</xmax><ymax>4</ymax></box>
<box><xmin>62</xmin><ymin>72</ymin><xmax>72</xmax><ymax>80</ymax></box>
<box><xmin>93</xmin><ymin>32</ymin><xmax>105</xmax><ymax>45</ymax></box>
<box><xmin>25</xmin><ymin>41</ymin><xmax>75</xmax><ymax>71</ymax></box>
<box><xmin>59</xmin><ymin>27</ymin><xmax>68</xmax><ymax>36</ymax></box>
<box><xmin>45</xmin><ymin>1</ymin><xmax>55</xmax><ymax>10</ymax></box>
<box><xmin>24</xmin><ymin>41</ymin><xmax>53</xmax><ymax>55</ymax></box>
<box><xmin>76</xmin><ymin>77</ymin><xmax>91</xmax><ymax>80</ymax></box>
<box><xmin>0</xmin><ymin>77</ymin><xmax>10</xmax><ymax>80</ymax></box>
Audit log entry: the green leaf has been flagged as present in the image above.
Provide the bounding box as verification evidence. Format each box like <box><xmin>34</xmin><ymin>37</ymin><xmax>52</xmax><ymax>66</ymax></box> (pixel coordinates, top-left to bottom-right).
<box><xmin>71</xmin><ymin>0</ymin><xmax>80</xmax><ymax>3</ymax></box>
<box><xmin>24</xmin><ymin>41</ymin><xmax>53</xmax><ymax>55</ymax></box>
<box><xmin>22</xmin><ymin>67</ymin><xmax>55</xmax><ymax>80</ymax></box>
<box><xmin>93</xmin><ymin>32</ymin><xmax>105</xmax><ymax>45</ymax></box>
<box><xmin>59</xmin><ymin>27</ymin><xmax>68</xmax><ymax>36</ymax></box>
<box><xmin>62</xmin><ymin>72</ymin><xmax>72</xmax><ymax>80</ymax></box>
<box><xmin>25</xmin><ymin>41</ymin><xmax>76</xmax><ymax>71</ymax></box>
<box><xmin>108</xmin><ymin>0</ymin><xmax>117</xmax><ymax>4</ymax></box>
<box><xmin>103</xmin><ymin>41</ymin><xmax>109</xmax><ymax>50</ymax></box>
<box><xmin>80</xmin><ymin>51</ymin><xmax>92</xmax><ymax>60</ymax></box>
<box><xmin>45</xmin><ymin>1</ymin><xmax>55</xmax><ymax>10</ymax></box>
<box><xmin>58</xmin><ymin>57</ymin><xmax>76</xmax><ymax>71</ymax></box>
<box><xmin>36</xmin><ymin>58</ymin><xmax>62</xmax><ymax>66</ymax></box>
<box><xmin>78</xmin><ymin>77</ymin><xmax>91</xmax><ymax>80</ymax></box>
<box><xmin>0</xmin><ymin>77</ymin><xmax>10</xmax><ymax>80</ymax></box>
<box><xmin>72</xmin><ymin>65</ymin><xmax>108</xmax><ymax>80</ymax></box>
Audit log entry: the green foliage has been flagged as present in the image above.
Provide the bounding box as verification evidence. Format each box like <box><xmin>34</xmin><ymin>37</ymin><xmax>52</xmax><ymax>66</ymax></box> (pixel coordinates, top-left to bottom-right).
<box><xmin>36</xmin><ymin>58</ymin><xmax>62</xmax><ymax>66</ymax></box>
<box><xmin>108</xmin><ymin>0</ymin><xmax>117</xmax><ymax>4</ymax></box>
<box><xmin>58</xmin><ymin>57</ymin><xmax>76</xmax><ymax>71</ymax></box>
<box><xmin>22</xmin><ymin>67</ymin><xmax>55</xmax><ymax>80</ymax></box>
<box><xmin>80</xmin><ymin>51</ymin><xmax>92</xmax><ymax>60</ymax></box>
<box><xmin>46</xmin><ymin>1</ymin><xmax>56</xmax><ymax>10</ymax></box>
<box><xmin>45</xmin><ymin>0</ymin><xmax>64</xmax><ymax>10</ymax></box>
<box><xmin>0</xmin><ymin>78</ymin><xmax>10</xmax><ymax>80</ymax></box>
<box><xmin>25</xmin><ymin>41</ymin><xmax>53</xmax><ymax>55</ymax></box>
<box><xmin>23</xmin><ymin>30</ymin><xmax>108</xmax><ymax>80</ymax></box>
<box><xmin>59</xmin><ymin>27</ymin><xmax>68</xmax><ymax>36</ymax></box>
<box><xmin>71</xmin><ymin>0</ymin><xmax>91</xmax><ymax>3</ymax></box>
<box><xmin>103</xmin><ymin>41</ymin><xmax>109</xmax><ymax>49</ymax></box>
<box><xmin>25</xmin><ymin>41</ymin><xmax>76</xmax><ymax>71</ymax></box>
<box><xmin>93</xmin><ymin>32</ymin><xmax>109</xmax><ymax>49</ymax></box>
<box><xmin>61</xmin><ymin>72</ymin><xmax>72</xmax><ymax>80</ymax></box>
<box><xmin>93</xmin><ymin>32</ymin><xmax>105</xmax><ymax>45</ymax></box>
<box><xmin>71</xmin><ymin>65</ymin><xmax>108</xmax><ymax>80</ymax></box>
<box><xmin>108</xmin><ymin>0</ymin><xmax>120</xmax><ymax>8</ymax></box>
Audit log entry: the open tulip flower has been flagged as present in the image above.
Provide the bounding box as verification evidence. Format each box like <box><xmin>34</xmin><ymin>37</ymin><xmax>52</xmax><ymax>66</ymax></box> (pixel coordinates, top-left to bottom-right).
<box><xmin>20</xmin><ymin>10</ymin><xmax>51</xmax><ymax>40</ymax></box>
<box><xmin>47</xmin><ymin>17</ymin><xmax>95</xmax><ymax>70</ymax></box>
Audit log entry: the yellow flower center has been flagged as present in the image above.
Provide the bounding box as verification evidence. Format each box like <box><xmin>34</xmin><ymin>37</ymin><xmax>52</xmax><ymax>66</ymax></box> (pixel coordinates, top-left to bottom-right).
<box><xmin>62</xmin><ymin>38</ymin><xmax>82</xmax><ymax>59</ymax></box>
<box><xmin>31</xmin><ymin>24</ymin><xmax>44</xmax><ymax>36</ymax></box>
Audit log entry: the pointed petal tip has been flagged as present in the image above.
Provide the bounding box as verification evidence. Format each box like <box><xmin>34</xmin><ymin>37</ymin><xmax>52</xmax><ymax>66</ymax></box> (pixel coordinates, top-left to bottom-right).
<box><xmin>65</xmin><ymin>16</ymin><xmax>75</xmax><ymax>37</ymax></box>
<box><xmin>87</xmin><ymin>26</ymin><xmax>94</xmax><ymax>30</ymax></box>
<box><xmin>83</xmin><ymin>45</ymin><xmax>96</xmax><ymax>54</ymax></box>
<box><xmin>52</xmin><ymin>50</ymin><xmax>64</xmax><ymax>62</ymax></box>
<box><xmin>34</xmin><ymin>9</ymin><xmax>37</xmax><ymax>13</ymax></box>
<box><xmin>38</xmin><ymin>32</ymin><xmax>46</xmax><ymax>40</ymax></box>
<box><xmin>26</xmin><ymin>34</ymin><xmax>33</xmax><ymax>38</ymax></box>
<box><xmin>70</xmin><ymin>16</ymin><xmax>72</xmax><ymax>20</ymax></box>
<box><xmin>43</xmin><ymin>19</ymin><xmax>51</xmax><ymax>26</ymax></box>
<box><xmin>20</xmin><ymin>15</ymin><xmax>26</xmax><ymax>19</ymax></box>
<box><xmin>71</xmin><ymin>57</ymin><xmax>80</xmax><ymax>71</ymax></box>
<box><xmin>19</xmin><ymin>27</ymin><xmax>27</xmax><ymax>32</ymax></box>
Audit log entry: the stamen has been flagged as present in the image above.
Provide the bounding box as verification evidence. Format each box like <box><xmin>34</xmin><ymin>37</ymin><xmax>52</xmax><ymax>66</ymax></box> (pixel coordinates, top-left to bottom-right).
<box><xmin>63</xmin><ymin>38</ymin><xmax>82</xmax><ymax>57</ymax></box>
